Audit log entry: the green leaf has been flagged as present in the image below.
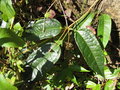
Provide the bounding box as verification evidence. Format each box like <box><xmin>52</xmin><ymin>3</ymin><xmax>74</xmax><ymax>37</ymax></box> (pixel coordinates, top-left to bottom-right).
<box><xmin>93</xmin><ymin>84</ymin><xmax>101</xmax><ymax>90</ymax></box>
<box><xmin>74</xmin><ymin>29</ymin><xmax>104</xmax><ymax>76</ymax></box>
<box><xmin>0</xmin><ymin>0</ymin><xmax>15</xmax><ymax>21</ymax></box>
<box><xmin>0</xmin><ymin>74</ymin><xmax>17</xmax><ymax>90</ymax></box>
<box><xmin>69</xmin><ymin>65</ymin><xmax>90</xmax><ymax>72</ymax></box>
<box><xmin>95</xmin><ymin>67</ymin><xmax>120</xmax><ymax>81</ymax></box>
<box><xmin>71</xmin><ymin>75</ymin><xmax>79</xmax><ymax>86</ymax></box>
<box><xmin>43</xmin><ymin>84</ymin><xmax>52</xmax><ymax>90</ymax></box>
<box><xmin>24</xmin><ymin>19</ymin><xmax>62</xmax><ymax>41</ymax></box>
<box><xmin>73</xmin><ymin>12</ymin><xmax>95</xmax><ymax>30</ymax></box>
<box><xmin>117</xmin><ymin>82</ymin><xmax>120</xmax><ymax>89</ymax></box>
<box><xmin>0</xmin><ymin>28</ymin><xmax>25</xmax><ymax>47</ymax></box>
<box><xmin>97</xmin><ymin>14</ymin><xmax>111</xmax><ymax>48</ymax></box>
<box><xmin>86</xmin><ymin>81</ymin><xmax>101</xmax><ymax>90</ymax></box>
<box><xmin>26</xmin><ymin>42</ymin><xmax>61</xmax><ymax>80</ymax></box>
<box><xmin>1</xmin><ymin>17</ymin><xmax>14</xmax><ymax>28</ymax></box>
<box><xmin>104</xmin><ymin>66</ymin><xmax>113</xmax><ymax>79</ymax></box>
<box><xmin>104</xmin><ymin>80</ymin><xmax>115</xmax><ymax>90</ymax></box>
<box><xmin>13</xmin><ymin>22</ymin><xmax>24</xmax><ymax>37</ymax></box>
<box><xmin>112</xmin><ymin>68</ymin><xmax>120</xmax><ymax>78</ymax></box>
<box><xmin>86</xmin><ymin>81</ymin><xmax>97</xmax><ymax>88</ymax></box>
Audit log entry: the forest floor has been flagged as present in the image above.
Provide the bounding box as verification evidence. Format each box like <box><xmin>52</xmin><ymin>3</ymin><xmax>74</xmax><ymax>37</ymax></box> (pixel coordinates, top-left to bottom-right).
<box><xmin>1</xmin><ymin>0</ymin><xmax>118</xmax><ymax>89</ymax></box>
<box><xmin>13</xmin><ymin>0</ymin><xmax>119</xmax><ymax>64</ymax></box>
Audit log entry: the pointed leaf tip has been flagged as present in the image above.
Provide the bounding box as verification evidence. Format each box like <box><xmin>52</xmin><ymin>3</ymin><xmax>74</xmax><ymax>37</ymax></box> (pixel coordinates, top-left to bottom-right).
<box><xmin>74</xmin><ymin>29</ymin><xmax>104</xmax><ymax>76</ymax></box>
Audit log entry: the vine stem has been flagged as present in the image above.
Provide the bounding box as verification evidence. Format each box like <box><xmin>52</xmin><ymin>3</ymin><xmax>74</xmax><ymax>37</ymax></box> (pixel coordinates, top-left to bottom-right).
<box><xmin>59</xmin><ymin>0</ymin><xmax>68</xmax><ymax>26</ymax></box>
<box><xmin>16</xmin><ymin>0</ymin><xmax>100</xmax><ymax>56</ymax></box>
<box><xmin>46</xmin><ymin>0</ymin><xmax>57</xmax><ymax>13</ymax></box>
<box><xmin>59</xmin><ymin>0</ymin><xmax>100</xmax><ymax>41</ymax></box>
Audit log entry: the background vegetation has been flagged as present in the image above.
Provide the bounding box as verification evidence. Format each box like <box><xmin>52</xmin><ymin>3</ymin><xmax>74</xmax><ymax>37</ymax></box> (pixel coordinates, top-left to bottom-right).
<box><xmin>0</xmin><ymin>0</ymin><xmax>119</xmax><ymax>90</ymax></box>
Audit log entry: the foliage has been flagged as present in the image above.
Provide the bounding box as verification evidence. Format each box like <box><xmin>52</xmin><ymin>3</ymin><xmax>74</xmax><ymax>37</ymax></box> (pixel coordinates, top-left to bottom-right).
<box><xmin>0</xmin><ymin>0</ymin><xmax>15</xmax><ymax>21</ymax></box>
<box><xmin>24</xmin><ymin>19</ymin><xmax>62</xmax><ymax>41</ymax></box>
<box><xmin>26</xmin><ymin>42</ymin><xmax>61</xmax><ymax>81</ymax></box>
<box><xmin>0</xmin><ymin>74</ymin><xmax>17</xmax><ymax>90</ymax></box>
<box><xmin>97</xmin><ymin>14</ymin><xmax>112</xmax><ymax>48</ymax></box>
<box><xmin>0</xmin><ymin>0</ymin><xmax>119</xmax><ymax>89</ymax></box>
<box><xmin>75</xmin><ymin>29</ymin><xmax>104</xmax><ymax>76</ymax></box>
<box><xmin>0</xmin><ymin>28</ymin><xmax>25</xmax><ymax>47</ymax></box>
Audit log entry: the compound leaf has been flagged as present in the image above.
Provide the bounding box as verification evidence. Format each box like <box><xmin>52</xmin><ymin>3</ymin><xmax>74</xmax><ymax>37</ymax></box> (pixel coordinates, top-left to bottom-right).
<box><xmin>26</xmin><ymin>42</ymin><xmax>61</xmax><ymax>80</ymax></box>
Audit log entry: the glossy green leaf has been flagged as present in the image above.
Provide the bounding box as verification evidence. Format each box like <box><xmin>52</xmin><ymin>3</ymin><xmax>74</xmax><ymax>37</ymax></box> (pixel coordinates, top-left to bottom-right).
<box><xmin>97</xmin><ymin>14</ymin><xmax>111</xmax><ymax>47</ymax></box>
<box><xmin>0</xmin><ymin>74</ymin><xmax>17</xmax><ymax>90</ymax></box>
<box><xmin>0</xmin><ymin>28</ymin><xmax>25</xmax><ymax>47</ymax></box>
<box><xmin>73</xmin><ymin>12</ymin><xmax>95</xmax><ymax>30</ymax></box>
<box><xmin>0</xmin><ymin>0</ymin><xmax>15</xmax><ymax>21</ymax></box>
<box><xmin>86</xmin><ymin>81</ymin><xmax>97</xmax><ymax>88</ymax></box>
<box><xmin>24</xmin><ymin>19</ymin><xmax>62</xmax><ymax>41</ymax></box>
<box><xmin>26</xmin><ymin>42</ymin><xmax>61</xmax><ymax>80</ymax></box>
<box><xmin>104</xmin><ymin>80</ymin><xmax>115</xmax><ymax>90</ymax></box>
<box><xmin>86</xmin><ymin>81</ymin><xmax>101</xmax><ymax>90</ymax></box>
<box><xmin>74</xmin><ymin>29</ymin><xmax>104</xmax><ymax>76</ymax></box>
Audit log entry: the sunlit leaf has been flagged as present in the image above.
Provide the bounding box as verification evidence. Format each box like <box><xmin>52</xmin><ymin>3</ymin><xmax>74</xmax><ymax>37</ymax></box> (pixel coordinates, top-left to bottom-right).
<box><xmin>95</xmin><ymin>67</ymin><xmax>120</xmax><ymax>81</ymax></box>
<box><xmin>86</xmin><ymin>81</ymin><xmax>96</xmax><ymax>88</ymax></box>
<box><xmin>86</xmin><ymin>81</ymin><xmax>101</xmax><ymax>90</ymax></box>
<box><xmin>73</xmin><ymin>12</ymin><xmax>95</xmax><ymax>30</ymax></box>
<box><xmin>0</xmin><ymin>28</ymin><xmax>25</xmax><ymax>47</ymax></box>
<box><xmin>104</xmin><ymin>80</ymin><xmax>115</xmax><ymax>90</ymax></box>
<box><xmin>97</xmin><ymin>14</ymin><xmax>111</xmax><ymax>47</ymax></box>
<box><xmin>71</xmin><ymin>75</ymin><xmax>79</xmax><ymax>85</ymax></box>
<box><xmin>112</xmin><ymin>68</ymin><xmax>120</xmax><ymax>78</ymax></box>
<box><xmin>24</xmin><ymin>19</ymin><xmax>62</xmax><ymax>41</ymax></box>
<box><xmin>26</xmin><ymin>42</ymin><xmax>61</xmax><ymax>80</ymax></box>
<box><xmin>93</xmin><ymin>84</ymin><xmax>101</xmax><ymax>90</ymax></box>
<box><xmin>0</xmin><ymin>74</ymin><xmax>17</xmax><ymax>90</ymax></box>
<box><xmin>104</xmin><ymin>66</ymin><xmax>113</xmax><ymax>79</ymax></box>
<box><xmin>0</xmin><ymin>0</ymin><xmax>15</xmax><ymax>21</ymax></box>
<box><xmin>74</xmin><ymin>29</ymin><xmax>104</xmax><ymax>76</ymax></box>
<box><xmin>13</xmin><ymin>22</ymin><xmax>24</xmax><ymax>37</ymax></box>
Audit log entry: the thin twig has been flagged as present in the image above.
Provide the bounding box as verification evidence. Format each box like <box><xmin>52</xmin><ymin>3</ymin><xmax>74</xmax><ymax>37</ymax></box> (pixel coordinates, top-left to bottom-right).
<box><xmin>60</xmin><ymin>0</ymin><xmax>100</xmax><ymax>41</ymax></box>
<box><xmin>16</xmin><ymin>0</ymin><xmax>100</xmax><ymax>56</ymax></box>
<box><xmin>59</xmin><ymin>0</ymin><xmax>68</xmax><ymax>26</ymax></box>
<box><xmin>46</xmin><ymin>0</ymin><xmax>57</xmax><ymax>13</ymax></box>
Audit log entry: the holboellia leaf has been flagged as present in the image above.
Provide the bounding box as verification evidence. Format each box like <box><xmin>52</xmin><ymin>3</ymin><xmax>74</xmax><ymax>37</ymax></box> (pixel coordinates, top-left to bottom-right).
<box><xmin>0</xmin><ymin>74</ymin><xmax>17</xmax><ymax>90</ymax></box>
<box><xmin>26</xmin><ymin>42</ymin><xmax>61</xmax><ymax>81</ymax></box>
<box><xmin>0</xmin><ymin>0</ymin><xmax>15</xmax><ymax>21</ymax></box>
<box><xmin>97</xmin><ymin>14</ymin><xmax>111</xmax><ymax>48</ymax></box>
<box><xmin>0</xmin><ymin>28</ymin><xmax>25</xmax><ymax>47</ymax></box>
<box><xmin>73</xmin><ymin>12</ymin><xmax>95</xmax><ymax>30</ymax></box>
<box><xmin>24</xmin><ymin>19</ymin><xmax>62</xmax><ymax>41</ymax></box>
<box><xmin>74</xmin><ymin>29</ymin><xmax>104</xmax><ymax>76</ymax></box>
